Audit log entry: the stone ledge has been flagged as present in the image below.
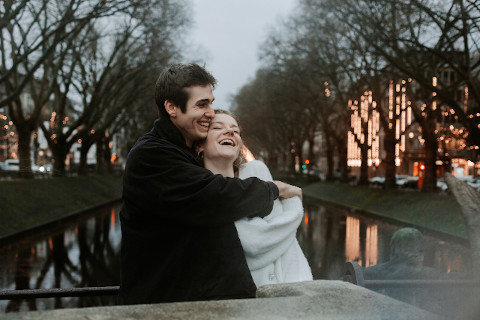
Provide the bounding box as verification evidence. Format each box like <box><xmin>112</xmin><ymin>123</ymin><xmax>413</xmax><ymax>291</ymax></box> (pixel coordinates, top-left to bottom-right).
<box><xmin>5</xmin><ymin>281</ymin><xmax>438</xmax><ymax>320</ymax></box>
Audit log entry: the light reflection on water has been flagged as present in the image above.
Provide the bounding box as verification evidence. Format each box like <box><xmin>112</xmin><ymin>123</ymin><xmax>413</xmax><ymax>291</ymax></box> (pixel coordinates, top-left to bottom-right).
<box><xmin>0</xmin><ymin>205</ymin><xmax>122</xmax><ymax>312</ymax></box>
<box><xmin>298</xmin><ymin>199</ymin><xmax>471</xmax><ymax>281</ymax></box>
<box><xmin>0</xmin><ymin>199</ymin><xmax>472</xmax><ymax>312</ymax></box>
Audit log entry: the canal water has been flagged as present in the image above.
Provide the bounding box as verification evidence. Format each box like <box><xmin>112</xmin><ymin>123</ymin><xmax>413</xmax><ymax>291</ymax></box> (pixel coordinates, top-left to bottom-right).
<box><xmin>0</xmin><ymin>198</ymin><xmax>472</xmax><ymax>312</ymax></box>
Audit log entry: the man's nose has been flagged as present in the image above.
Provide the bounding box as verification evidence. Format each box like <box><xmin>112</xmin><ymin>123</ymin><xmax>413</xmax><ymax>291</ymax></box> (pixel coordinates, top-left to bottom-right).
<box><xmin>205</xmin><ymin>104</ymin><xmax>215</xmax><ymax>119</ymax></box>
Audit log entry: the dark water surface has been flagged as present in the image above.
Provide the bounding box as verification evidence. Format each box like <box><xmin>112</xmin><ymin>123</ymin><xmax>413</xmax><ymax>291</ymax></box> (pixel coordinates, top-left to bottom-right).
<box><xmin>0</xmin><ymin>199</ymin><xmax>472</xmax><ymax>312</ymax></box>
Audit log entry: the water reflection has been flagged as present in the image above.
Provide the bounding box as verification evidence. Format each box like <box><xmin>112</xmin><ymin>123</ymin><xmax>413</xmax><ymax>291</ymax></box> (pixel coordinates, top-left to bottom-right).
<box><xmin>345</xmin><ymin>216</ymin><xmax>361</xmax><ymax>264</ymax></box>
<box><xmin>0</xmin><ymin>204</ymin><xmax>122</xmax><ymax>312</ymax></box>
<box><xmin>0</xmin><ymin>199</ymin><xmax>472</xmax><ymax>312</ymax></box>
<box><xmin>297</xmin><ymin>199</ymin><xmax>472</xmax><ymax>281</ymax></box>
<box><xmin>365</xmin><ymin>225</ymin><xmax>378</xmax><ymax>267</ymax></box>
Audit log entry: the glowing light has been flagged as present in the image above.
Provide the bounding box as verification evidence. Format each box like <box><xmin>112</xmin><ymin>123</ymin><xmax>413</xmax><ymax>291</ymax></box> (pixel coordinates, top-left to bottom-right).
<box><xmin>347</xmin><ymin>90</ymin><xmax>381</xmax><ymax>168</ymax></box>
<box><xmin>111</xmin><ymin>208</ymin><xmax>116</xmax><ymax>229</ymax></box>
<box><xmin>48</xmin><ymin>237</ymin><xmax>53</xmax><ymax>251</ymax></box>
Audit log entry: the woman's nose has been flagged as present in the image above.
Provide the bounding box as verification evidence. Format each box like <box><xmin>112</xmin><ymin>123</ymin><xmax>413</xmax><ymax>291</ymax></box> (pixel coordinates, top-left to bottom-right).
<box><xmin>224</xmin><ymin>128</ymin><xmax>234</xmax><ymax>135</ymax></box>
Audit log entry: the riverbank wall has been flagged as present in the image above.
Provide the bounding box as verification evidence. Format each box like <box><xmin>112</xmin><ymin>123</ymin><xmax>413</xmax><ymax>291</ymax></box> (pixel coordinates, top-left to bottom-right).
<box><xmin>0</xmin><ymin>174</ymin><xmax>122</xmax><ymax>245</ymax></box>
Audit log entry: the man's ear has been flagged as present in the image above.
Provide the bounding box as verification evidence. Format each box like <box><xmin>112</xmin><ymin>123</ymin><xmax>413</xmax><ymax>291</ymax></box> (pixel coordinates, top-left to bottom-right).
<box><xmin>165</xmin><ymin>100</ymin><xmax>177</xmax><ymax>117</ymax></box>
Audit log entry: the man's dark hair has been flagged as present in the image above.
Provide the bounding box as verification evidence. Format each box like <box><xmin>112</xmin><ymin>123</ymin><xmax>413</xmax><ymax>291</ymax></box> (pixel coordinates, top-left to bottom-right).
<box><xmin>155</xmin><ymin>63</ymin><xmax>217</xmax><ymax>117</ymax></box>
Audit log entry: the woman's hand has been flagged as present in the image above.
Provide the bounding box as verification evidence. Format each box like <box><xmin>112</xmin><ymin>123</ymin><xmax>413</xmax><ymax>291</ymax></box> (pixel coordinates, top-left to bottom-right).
<box><xmin>273</xmin><ymin>180</ymin><xmax>302</xmax><ymax>199</ymax></box>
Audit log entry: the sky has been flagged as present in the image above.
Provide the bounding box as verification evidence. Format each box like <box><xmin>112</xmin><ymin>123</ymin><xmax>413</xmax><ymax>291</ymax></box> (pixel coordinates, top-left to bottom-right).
<box><xmin>185</xmin><ymin>0</ymin><xmax>297</xmax><ymax>110</ymax></box>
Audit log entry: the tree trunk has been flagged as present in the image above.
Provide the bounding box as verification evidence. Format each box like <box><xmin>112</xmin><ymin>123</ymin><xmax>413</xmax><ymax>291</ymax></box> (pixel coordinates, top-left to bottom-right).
<box><xmin>104</xmin><ymin>138</ymin><xmax>112</xmax><ymax>173</ymax></box>
<box><xmin>384</xmin><ymin>128</ymin><xmax>397</xmax><ymax>189</ymax></box>
<box><xmin>307</xmin><ymin>135</ymin><xmax>315</xmax><ymax>171</ymax></box>
<box><xmin>50</xmin><ymin>143</ymin><xmax>68</xmax><ymax>177</ymax></box>
<box><xmin>422</xmin><ymin>133</ymin><xmax>437</xmax><ymax>192</ymax></box>
<box><xmin>96</xmin><ymin>139</ymin><xmax>105</xmax><ymax>174</ymax></box>
<box><xmin>16</xmin><ymin>128</ymin><xmax>33</xmax><ymax>179</ymax></box>
<box><xmin>325</xmin><ymin>134</ymin><xmax>334</xmax><ymax>181</ymax></box>
<box><xmin>336</xmin><ymin>134</ymin><xmax>349</xmax><ymax>182</ymax></box>
<box><xmin>78</xmin><ymin>141</ymin><xmax>93</xmax><ymax>176</ymax></box>
<box><xmin>268</xmin><ymin>152</ymin><xmax>278</xmax><ymax>174</ymax></box>
<box><xmin>359</xmin><ymin>143</ymin><xmax>369</xmax><ymax>185</ymax></box>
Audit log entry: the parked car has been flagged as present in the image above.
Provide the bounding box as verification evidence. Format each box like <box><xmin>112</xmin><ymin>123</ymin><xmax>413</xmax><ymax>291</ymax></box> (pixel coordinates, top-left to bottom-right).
<box><xmin>0</xmin><ymin>160</ymin><xmax>53</xmax><ymax>177</ymax></box>
<box><xmin>369</xmin><ymin>175</ymin><xmax>419</xmax><ymax>188</ymax></box>
<box><xmin>4</xmin><ymin>159</ymin><xmax>19</xmax><ymax>171</ymax></box>
<box><xmin>32</xmin><ymin>163</ymin><xmax>53</xmax><ymax>175</ymax></box>
<box><xmin>369</xmin><ymin>176</ymin><xmax>385</xmax><ymax>186</ymax></box>
<box><xmin>398</xmin><ymin>175</ymin><xmax>419</xmax><ymax>189</ymax></box>
<box><xmin>436</xmin><ymin>178</ymin><xmax>448</xmax><ymax>192</ymax></box>
<box><xmin>0</xmin><ymin>159</ymin><xmax>19</xmax><ymax>177</ymax></box>
<box><xmin>395</xmin><ymin>175</ymin><xmax>410</xmax><ymax>187</ymax></box>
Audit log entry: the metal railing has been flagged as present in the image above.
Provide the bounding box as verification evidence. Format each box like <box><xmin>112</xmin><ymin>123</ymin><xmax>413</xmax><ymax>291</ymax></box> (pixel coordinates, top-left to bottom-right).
<box><xmin>343</xmin><ymin>261</ymin><xmax>480</xmax><ymax>289</ymax></box>
<box><xmin>0</xmin><ymin>286</ymin><xmax>119</xmax><ymax>300</ymax></box>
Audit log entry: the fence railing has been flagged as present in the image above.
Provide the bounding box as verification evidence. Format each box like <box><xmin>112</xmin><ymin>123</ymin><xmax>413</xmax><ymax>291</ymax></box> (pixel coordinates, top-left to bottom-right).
<box><xmin>0</xmin><ymin>286</ymin><xmax>119</xmax><ymax>300</ymax></box>
<box><xmin>343</xmin><ymin>261</ymin><xmax>480</xmax><ymax>289</ymax></box>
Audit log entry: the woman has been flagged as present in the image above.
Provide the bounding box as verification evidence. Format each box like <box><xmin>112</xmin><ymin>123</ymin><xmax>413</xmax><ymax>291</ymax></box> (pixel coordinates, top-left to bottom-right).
<box><xmin>196</xmin><ymin>109</ymin><xmax>312</xmax><ymax>287</ymax></box>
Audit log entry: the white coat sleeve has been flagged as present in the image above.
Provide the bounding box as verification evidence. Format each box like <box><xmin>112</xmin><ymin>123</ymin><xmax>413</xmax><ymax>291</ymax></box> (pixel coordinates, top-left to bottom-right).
<box><xmin>236</xmin><ymin>160</ymin><xmax>305</xmax><ymax>270</ymax></box>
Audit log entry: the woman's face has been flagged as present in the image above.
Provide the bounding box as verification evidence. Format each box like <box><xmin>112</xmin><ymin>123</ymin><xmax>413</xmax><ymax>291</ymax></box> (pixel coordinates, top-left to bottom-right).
<box><xmin>200</xmin><ymin>113</ymin><xmax>242</xmax><ymax>163</ymax></box>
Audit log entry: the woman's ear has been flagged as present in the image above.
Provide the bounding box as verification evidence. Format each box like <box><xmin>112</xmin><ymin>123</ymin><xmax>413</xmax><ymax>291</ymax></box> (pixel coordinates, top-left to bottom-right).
<box><xmin>165</xmin><ymin>100</ymin><xmax>177</xmax><ymax>117</ymax></box>
<box><xmin>195</xmin><ymin>143</ymin><xmax>205</xmax><ymax>153</ymax></box>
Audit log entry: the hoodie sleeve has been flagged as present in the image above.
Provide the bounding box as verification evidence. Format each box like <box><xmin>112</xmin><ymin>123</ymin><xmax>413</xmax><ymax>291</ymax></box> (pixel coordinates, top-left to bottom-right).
<box><xmin>122</xmin><ymin>141</ymin><xmax>278</xmax><ymax>227</ymax></box>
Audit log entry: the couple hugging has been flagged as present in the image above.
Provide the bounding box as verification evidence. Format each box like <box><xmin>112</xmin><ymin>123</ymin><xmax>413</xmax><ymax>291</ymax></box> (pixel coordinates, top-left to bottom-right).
<box><xmin>119</xmin><ymin>63</ymin><xmax>312</xmax><ymax>305</ymax></box>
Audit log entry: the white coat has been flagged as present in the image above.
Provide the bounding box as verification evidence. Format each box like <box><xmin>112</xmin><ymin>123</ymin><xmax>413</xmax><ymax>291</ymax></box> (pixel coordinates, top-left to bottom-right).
<box><xmin>236</xmin><ymin>160</ymin><xmax>313</xmax><ymax>287</ymax></box>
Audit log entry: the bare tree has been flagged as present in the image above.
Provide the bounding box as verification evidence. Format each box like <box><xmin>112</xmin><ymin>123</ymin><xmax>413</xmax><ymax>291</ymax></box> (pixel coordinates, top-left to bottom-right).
<box><xmin>0</xmin><ymin>0</ymin><xmax>153</xmax><ymax>177</ymax></box>
<box><xmin>327</xmin><ymin>0</ymin><xmax>480</xmax><ymax>191</ymax></box>
<box><xmin>36</xmin><ymin>0</ymin><xmax>188</xmax><ymax>176</ymax></box>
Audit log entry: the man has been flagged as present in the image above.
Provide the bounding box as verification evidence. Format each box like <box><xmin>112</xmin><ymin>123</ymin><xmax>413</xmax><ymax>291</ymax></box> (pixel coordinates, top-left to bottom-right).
<box><xmin>118</xmin><ymin>63</ymin><xmax>301</xmax><ymax>304</ymax></box>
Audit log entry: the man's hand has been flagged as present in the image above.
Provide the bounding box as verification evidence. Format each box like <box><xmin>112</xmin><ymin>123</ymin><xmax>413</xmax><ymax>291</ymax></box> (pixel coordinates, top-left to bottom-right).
<box><xmin>273</xmin><ymin>180</ymin><xmax>302</xmax><ymax>199</ymax></box>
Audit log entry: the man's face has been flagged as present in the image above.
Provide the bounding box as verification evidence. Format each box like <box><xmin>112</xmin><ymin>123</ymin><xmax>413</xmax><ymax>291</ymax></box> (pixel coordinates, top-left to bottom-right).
<box><xmin>171</xmin><ymin>85</ymin><xmax>215</xmax><ymax>147</ymax></box>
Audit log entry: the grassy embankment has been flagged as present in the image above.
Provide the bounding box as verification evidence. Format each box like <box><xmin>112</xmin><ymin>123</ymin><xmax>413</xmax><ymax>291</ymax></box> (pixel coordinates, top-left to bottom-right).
<box><xmin>302</xmin><ymin>180</ymin><xmax>467</xmax><ymax>239</ymax></box>
<box><xmin>0</xmin><ymin>174</ymin><xmax>468</xmax><ymax>242</ymax></box>
<box><xmin>0</xmin><ymin>174</ymin><xmax>122</xmax><ymax>240</ymax></box>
